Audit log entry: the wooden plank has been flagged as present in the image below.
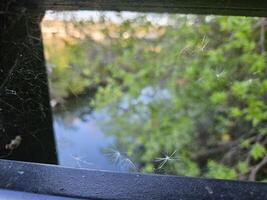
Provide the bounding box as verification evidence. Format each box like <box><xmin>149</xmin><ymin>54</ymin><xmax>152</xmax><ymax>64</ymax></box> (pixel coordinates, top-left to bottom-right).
<box><xmin>0</xmin><ymin>159</ymin><xmax>267</xmax><ymax>200</ymax></box>
<box><xmin>21</xmin><ymin>0</ymin><xmax>267</xmax><ymax>17</ymax></box>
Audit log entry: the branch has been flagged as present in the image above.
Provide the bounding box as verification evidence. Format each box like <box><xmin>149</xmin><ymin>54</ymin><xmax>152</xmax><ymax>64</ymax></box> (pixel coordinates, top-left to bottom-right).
<box><xmin>194</xmin><ymin>140</ymin><xmax>240</xmax><ymax>161</ymax></box>
<box><xmin>259</xmin><ymin>18</ymin><xmax>266</xmax><ymax>54</ymax></box>
<box><xmin>249</xmin><ymin>156</ymin><xmax>267</xmax><ymax>181</ymax></box>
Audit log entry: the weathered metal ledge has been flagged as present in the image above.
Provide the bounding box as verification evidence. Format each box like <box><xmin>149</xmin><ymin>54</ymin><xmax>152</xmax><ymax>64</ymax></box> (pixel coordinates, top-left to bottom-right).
<box><xmin>0</xmin><ymin>159</ymin><xmax>266</xmax><ymax>200</ymax></box>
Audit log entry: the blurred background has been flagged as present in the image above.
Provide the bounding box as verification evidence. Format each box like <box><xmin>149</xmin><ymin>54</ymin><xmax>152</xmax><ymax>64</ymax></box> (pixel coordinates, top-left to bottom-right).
<box><xmin>42</xmin><ymin>11</ymin><xmax>267</xmax><ymax>181</ymax></box>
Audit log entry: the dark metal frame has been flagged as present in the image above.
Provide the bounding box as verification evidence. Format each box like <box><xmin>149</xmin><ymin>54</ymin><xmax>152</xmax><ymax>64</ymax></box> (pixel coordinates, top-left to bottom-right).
<box><xmin>24</xmin><ymin>0</ymin><xmax>267</xmax><ymax>17</ymax></box>
<box><xmin>0</xmin><ymin>1</ymin><xmax>267</xmax><ymax>199</ymax></box>
<box><xmin>0</xmin><ymin>159</ymin><xmax>267</xmax><ymax>200</ymax></box>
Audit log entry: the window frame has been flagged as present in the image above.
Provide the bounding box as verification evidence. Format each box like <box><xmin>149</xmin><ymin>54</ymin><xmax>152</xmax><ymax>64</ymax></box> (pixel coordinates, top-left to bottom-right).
<box><xmin>0</xmin><ymin>1</ymin><xmax>267</xmax><ymax>199</ymax></box>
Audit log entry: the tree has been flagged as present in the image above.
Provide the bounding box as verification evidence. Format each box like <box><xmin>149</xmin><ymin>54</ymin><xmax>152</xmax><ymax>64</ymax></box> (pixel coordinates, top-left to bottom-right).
<box><xmin>45</xmin><ymin>15</ymin><xmax>267</xmax><ymax>181</ymax></box>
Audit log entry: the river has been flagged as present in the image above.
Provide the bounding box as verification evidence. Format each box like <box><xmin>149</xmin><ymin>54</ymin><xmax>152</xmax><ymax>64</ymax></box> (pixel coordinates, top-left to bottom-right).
<box><xmin>52</xmin><ymin>87</ymin><xmax>170</xmax><ymax>172</ymax></box>
<box><xmin>52</xmin><ymin>96</ymin><xmax>122</xmax><ymax>171</ymax></box>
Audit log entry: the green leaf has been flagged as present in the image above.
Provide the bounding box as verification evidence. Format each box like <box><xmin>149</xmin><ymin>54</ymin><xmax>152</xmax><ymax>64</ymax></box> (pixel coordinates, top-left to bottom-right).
<box><xmin>210</xmin><ymin>92</ymin><xmax>227</xmax><ymax>104</ymax></box>
<box><xmin>230</xmin><ymin>107</ymin><xmax>242</xmax><ymax>117</ymax></box>
<box><xmin>207</xmin><ymin>160</ymin><xmax>236</xmax><ymax>179</ymax></box>
<box><xmin>237</xmin><ymin>162</ymin><xmax>248</xmax><ymax>174</ymax></box>
<box><xmin>250</xmin><ymin>143</ymin><xmax>266</xmax><ymax>160</ymax></box>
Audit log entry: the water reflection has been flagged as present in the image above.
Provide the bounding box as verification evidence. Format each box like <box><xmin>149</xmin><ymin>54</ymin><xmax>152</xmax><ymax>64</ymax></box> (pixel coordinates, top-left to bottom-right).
<box><xmin>53</xmin><ymin>85</ymin><xmax>171</xmax><ymax>171</ymax></box>
<box><xmin>53</xmin><ymin>87</ymin><xmax>166</xmax><ymax>172</ymax></box>
<box><xmin>53</xmin><ymin>97</ymin><xmax>119</xmax><ymax>171</ymax></box>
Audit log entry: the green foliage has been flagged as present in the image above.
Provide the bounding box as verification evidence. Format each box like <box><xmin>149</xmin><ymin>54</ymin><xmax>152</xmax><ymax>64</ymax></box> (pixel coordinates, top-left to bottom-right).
<box><xmin>250</xmin><ymin>143</ymin><xmax>266</xmax><ymax>160</ymax></box>
<box><xmin>237</xmin><ymin>161</ymin><xmax>249</xmax><ymax>174</ymax></box>
<box><xmin>45</xmin><ymin>15</ymin><xmax>267</xmax><ymax>181</ymax></box>
<box><xmin>207</xmin><ymin>160</ymin><xmax>237</xmax><ymax>180</ymax></box>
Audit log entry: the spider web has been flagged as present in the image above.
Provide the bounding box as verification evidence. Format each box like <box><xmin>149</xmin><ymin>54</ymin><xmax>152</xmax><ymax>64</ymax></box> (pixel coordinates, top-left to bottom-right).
<box><xmin>0</xmin><ymin>5</ymin><xmax>57</xmax><ymax>164</ymax></box>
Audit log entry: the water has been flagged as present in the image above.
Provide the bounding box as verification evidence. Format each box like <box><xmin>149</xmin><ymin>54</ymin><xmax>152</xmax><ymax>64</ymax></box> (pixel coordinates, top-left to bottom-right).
<box><xmin>52</xmin><ymin>87</ymin><xmax>170</xmax><ymax>172</ymax></box>
<box><xmin>53</xmin><ymin>97</ymin><xmax>120</xmax><ymax>171</ymax></box>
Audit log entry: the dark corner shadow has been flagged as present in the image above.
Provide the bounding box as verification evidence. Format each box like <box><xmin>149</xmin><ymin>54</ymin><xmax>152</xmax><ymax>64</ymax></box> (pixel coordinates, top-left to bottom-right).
<box><xmin>0</xmin><ymin>1</ymin><xmax>57</xmax><ymax>164</ymax></box>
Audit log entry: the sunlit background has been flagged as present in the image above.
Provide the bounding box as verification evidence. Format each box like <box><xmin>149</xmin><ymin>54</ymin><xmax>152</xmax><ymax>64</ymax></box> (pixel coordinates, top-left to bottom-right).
<box><xmin>42</xmin><ymin>11</ymin><xmax>267</xmax><ymax>181</ymax></box>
